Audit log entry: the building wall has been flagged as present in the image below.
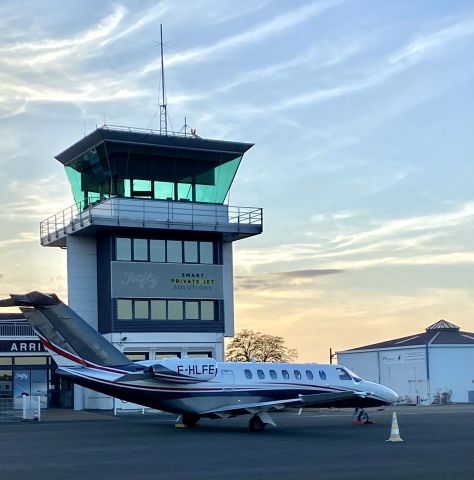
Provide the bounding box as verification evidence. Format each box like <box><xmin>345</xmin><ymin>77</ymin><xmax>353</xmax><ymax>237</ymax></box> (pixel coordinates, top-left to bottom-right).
<box><xmin>337</xmin><ymin>351</ymin><xmax>380</xmax><ymax>383</ymax></box>
<box><xmin>379</xmin><ymin>347</ymin><xmax>428</xmax><ymax>404</ymax></box>
<box><xmin>222</xmin><ymin>241</ymin><xmax>234</xmax><ymax>338</ymax></box>
<box><xmin>338</xmin><ymin>347</ymin><xmax>429</xmax><ymax>404</ymax></box>
<box><xmin>67</xmin><ymin>235</ymin><xmax>98</xmax><ymax>329</ymax></box>
<box><xmin>429</xmin><ymin>346</ymin><xmax>474</xmax><ymax>403</ymax></box>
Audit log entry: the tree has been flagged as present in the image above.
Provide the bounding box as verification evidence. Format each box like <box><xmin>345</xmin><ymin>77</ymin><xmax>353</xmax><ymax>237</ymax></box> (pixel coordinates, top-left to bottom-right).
<box><xmin>226</xmin><ymin>329</ymin><xmax>298</xmax><ymax>363</ymax></box>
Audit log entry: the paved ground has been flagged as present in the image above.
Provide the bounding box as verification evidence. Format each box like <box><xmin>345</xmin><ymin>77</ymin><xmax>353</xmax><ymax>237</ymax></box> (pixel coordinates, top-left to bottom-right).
<box><xmin>1</xmin><ymin>405</ymin><xmax>473</xmax><ymax>480</ymax></box>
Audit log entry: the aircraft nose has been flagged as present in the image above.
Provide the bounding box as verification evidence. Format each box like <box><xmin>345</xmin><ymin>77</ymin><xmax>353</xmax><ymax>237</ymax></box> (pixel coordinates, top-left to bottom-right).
<box><xmin>385</xmin><ymin>386</ymin><xmax>399</xmax><ymax>404</ymax></box>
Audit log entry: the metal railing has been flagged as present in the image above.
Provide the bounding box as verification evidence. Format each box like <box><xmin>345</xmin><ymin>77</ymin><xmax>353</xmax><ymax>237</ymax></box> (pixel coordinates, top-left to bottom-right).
<box><xmin>0</xmin><ymin>322</ymin><xmax>35</xmax><ymax>337</ymax></box>
<box><xmin>101</xmin><ymin>123</ymin><xmax>200</xmax><ymax>139</ymax></box>
<box><xmin>40</xmin><ymin>197</ymin><xmax>262</xmax><ymax>244</ymax></box>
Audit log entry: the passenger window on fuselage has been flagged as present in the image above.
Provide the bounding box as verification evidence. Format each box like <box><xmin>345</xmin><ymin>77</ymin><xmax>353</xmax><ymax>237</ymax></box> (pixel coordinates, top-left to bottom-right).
<box><xmin>244</xmin><ymin>369</ymin><xmax>252</xmax><ymax>380</ymax></box>
<box><xmin>306</xmin><ymin>370</ymin><xmax>314</xmax><ymax>380</ymax></box>
<box><xmin>336</xmin><ymin>367</ymin><xmax>352</xmax><ymax>380</ymax></box>
<box><xmin>294</xmin><ymin>370</ymin><xmax>302</xmax><ymax>380</ymax></box>
<box><xmin>257</xmin><ymin>369</ymin><xmax>265</xmax><ymax>379</ymax></box>
<box><xmin>319</xmin><ymin>370</ymin><xmax>327</xmax><ymax>381</ymax></box>
<box><xmin>282</xmin><ymin>369</ymin><xmax>289</xmax><ymax>380</ymax></box>
<box><xmin>269</xmin><ymin>370</ymin><xmax>277</xmax><ymax>380</ymax></box>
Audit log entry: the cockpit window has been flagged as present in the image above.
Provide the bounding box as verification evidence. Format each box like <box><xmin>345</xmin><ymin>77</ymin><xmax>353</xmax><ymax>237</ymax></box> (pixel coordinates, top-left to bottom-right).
<box><xmin>282</xmin><ymin>369</ymin><xmax>289</xmax><ymax>380</ymax></box>
<box><xmin>244</xmin><ymin>369</ymin><xmax>252</xmax><ymax>379</ymax></box>
<box><xmin>257</xmin><ymin>369</ymin><xmax>265</xmax><ymax>379</ymax></box>
<box><xmin>345</xmin><ymin>368</ymin><xmax>362</xmax><ymax>383</ymax></box>
<box><xmin>336</xmin><ymin>367</ymin><xmax>352</xmax><ymax>381</ymax></box>
<box><xmin>319</xmin><ymin>370</ymin><xmax>327</xmax><ymax>381</ymax></box>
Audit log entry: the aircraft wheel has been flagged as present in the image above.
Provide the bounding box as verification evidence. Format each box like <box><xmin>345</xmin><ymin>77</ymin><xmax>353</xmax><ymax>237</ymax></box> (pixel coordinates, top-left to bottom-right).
<box><xmin>182</xmin><ymin>414</ymin><xmax>200</xmax><ymax>427</ymax></box>
<box><xmin>249</xmin><ymin>415</ymin><xmax>266</xmax><ymax>432</ymax></box>
<box><xmin>357</xmin><ymin>410</ymin><xmax>369</xmax><ymax>424</ymax></box>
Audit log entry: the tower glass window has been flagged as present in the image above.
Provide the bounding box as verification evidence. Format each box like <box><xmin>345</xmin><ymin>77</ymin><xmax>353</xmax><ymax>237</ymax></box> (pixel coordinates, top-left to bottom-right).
<box><xmin>167</xmin><ymin>241</ymin><xmax>182</xmax><ymax>263</ymax></box>
<box><xmin>150</xmin><ymin>300</ymin><xmax>166</xmax><ymax>320</ymax></box>
<box><xmin>168</xmin><ymin>301</ymin><xmax>183</xmax><ymax>320</ymax></box>
<box><xmin>200</xmin><ymin>242</ymin><xmax>213</xmax><ymax>264</ymax></box>
<box><xmin>133</xmin><ymin>239</ymin><xmax>148</xmax><ymax>261</ymax></box>
<box><xmin>201</xmin><ymin>301</ymin><xmax>215</xmax><ymax>321</ymax></box>
<box><xmin>116</xmin><ymin>238</ymin><xmax>131</xmax><ymax>261</ymax></box>
<box><xmin>184</xmin><ymin>241</ymin><xmax>198</xmax><ymax>263</ymax></box>
<box><xmin>134</xmin><ymin>301</ymin><xmax>149</xmax><ymax>319</ymax></box>
<box><xmin>117</xmin><ymin>299</ymin><xmax>132</xmax><ymax>320</ymax></box>
<box><xmin>150</xmin><ymin>240</ymin><xmax>165</xmax><ymax>262</ymax></box>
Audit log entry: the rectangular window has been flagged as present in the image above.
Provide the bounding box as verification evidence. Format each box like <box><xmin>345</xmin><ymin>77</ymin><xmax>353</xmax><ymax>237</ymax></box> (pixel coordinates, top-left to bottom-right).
<box><xmin>134</xmin><ymin>301</ymin><xmax>149</xmax><ymax>319</ymax></box>
<box><xmin>125</xmin><ymin>352</ymin><xmax>149</xmax><ymax>361</ymax></box>
<box><xmin>168</xmin><ymin>300</ymin><xmax>183</xmax><ymax>320</ymax></box>
<box><xmin>201</xmin><ymin>301</ymin><xmax>215</xmax><ymax>321</ymax></box>
<box><xmin>184</xmin><ymin>241</ymin><xmax>198</xmax><ymax>263</ymax></box>
<box><xmin>155</xmin><ymin>352</ymin><xmax>181</xmax><ymax>359</ymax></box>
<box><xmin>116</xmin><ymin>238</ymin><xmax>131</xmax><ymax>261</ymax></box>
<box><xmin>0</xmin><ymin>370</ymin><xmax>12</xmax><ymax>398</ymax></box>
<box><xmin>133</xmin><ymin>239</ymin><xmax>148</xmax><ymax>261</ymax></box>
<box><xmin>185</xmin><ymin>301</ymin><xmax>199</xmax><ymax>320</ymax></box>
<box><xmin>0</xmin><ymin>357</ymin><xmax>12</xmax><ymax>365</ymax></box>
<box><xmin>200</xmin><ymin>242</ymin><xmax>214</xmax><ymax>264</ymax></box>
<box><xmin>14</xmin><ymin>356</ymin><xmax>48</xmax><ymax>365</ymax></box>
<box><xmin>167</xmin><ymin>240</ymin><xmax>182</xmax><ymax>263</ymax></box>
<box><xmin>150</xmin><ymin>240</ymin><xmax>165</xmax><ymax>262</ymax></box>
<box><xmin>187</xmin><ymin>352</ymin><xmax>213</xmax><ymax>358</ymax></box>
<box><xmin>150</xmin><ymin>300</ymin><xmax>166</xmax><ymax>320</ymax></box>
<box><xmin>117</xmin><ymin>299</ymin><xmax>132</xmax><ymax>320</ymax></box>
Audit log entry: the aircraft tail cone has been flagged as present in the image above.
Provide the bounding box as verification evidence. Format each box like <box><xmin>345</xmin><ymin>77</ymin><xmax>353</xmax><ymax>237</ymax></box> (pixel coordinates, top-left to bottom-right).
<box><xmin>386</xmin><ymin>412</ymin><xmax>404</xmax><ymax>442</ymax></box>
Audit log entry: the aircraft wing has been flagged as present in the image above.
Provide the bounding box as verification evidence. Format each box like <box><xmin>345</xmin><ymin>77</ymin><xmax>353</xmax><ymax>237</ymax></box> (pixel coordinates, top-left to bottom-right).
<box><xmin>200</xmin><ymin>391</ymin><xmax>363</xmax><ymax>417</ymax></box>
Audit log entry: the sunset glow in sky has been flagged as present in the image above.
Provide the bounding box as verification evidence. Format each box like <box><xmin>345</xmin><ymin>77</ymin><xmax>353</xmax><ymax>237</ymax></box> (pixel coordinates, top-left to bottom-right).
<box><xmin>0</xmin><ymin>0</ymin><xmax>473</xmax><ymax>361</ymax></box>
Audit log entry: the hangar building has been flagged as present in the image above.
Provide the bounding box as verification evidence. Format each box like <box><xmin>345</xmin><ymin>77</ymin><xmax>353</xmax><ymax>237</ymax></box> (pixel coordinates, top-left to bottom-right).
<box><xmin>337</xmin><ymin>320</ymin><xmax>474</xmax><ymax>405</ymax></box>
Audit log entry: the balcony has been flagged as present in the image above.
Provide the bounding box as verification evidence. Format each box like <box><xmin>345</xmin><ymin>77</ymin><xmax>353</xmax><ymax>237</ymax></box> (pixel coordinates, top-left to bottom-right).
<box><xmin>0</xmin><ymin>321</ymin><xmax>36</xmax><ymax>338</ymax></box>
<box><xmin>40</xmin><ymin>197</ymin><xmax>263</xmax><ymax>247</ymax></box>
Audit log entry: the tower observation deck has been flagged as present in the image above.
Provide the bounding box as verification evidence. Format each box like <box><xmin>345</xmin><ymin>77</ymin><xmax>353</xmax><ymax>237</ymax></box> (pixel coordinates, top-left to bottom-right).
<box><xmin>41</xmin><ymin>125</ymin><xmax>262</xmax><ymax>247</ymax></box>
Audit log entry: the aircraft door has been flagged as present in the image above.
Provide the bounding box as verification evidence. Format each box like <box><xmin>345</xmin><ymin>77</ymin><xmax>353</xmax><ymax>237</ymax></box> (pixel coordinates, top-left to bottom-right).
<box><xmin>220</xmin><ymin>369</ymin><xmax>235</xmax><ymax>391</ymax></box>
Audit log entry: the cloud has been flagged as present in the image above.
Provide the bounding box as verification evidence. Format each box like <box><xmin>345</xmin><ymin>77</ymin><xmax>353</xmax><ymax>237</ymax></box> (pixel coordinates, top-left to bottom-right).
<box><xmin>0</xmin><ymin>176</ymin><xmax>70</xmax><ymax>221</ymax></box>
<box><xmin>236</xmin><ymin>268</ymin><xmax>344</xmax><ymax>291</ymax></box>
<box><xmin>389</xmin><ymin>18</ymin><xmax>474</xmax><ymax>66</ymax></box>
<box><xmin>0</xmin><ymin>5</ymin><xmax>126</xmax><ymax>61</ymax></box>
<box><xmin>0</xmin><ymin>232</ymin><xmax>37</xmax><ymax>249</ymax></box>
<box><xmin>142</xmin><ymin>0</ymin><xmax>341</xmax><ymax>73</ymax></box>
<box><xmin>332</xmin><ymin>201</ymin><xmax>474</xmax><ymax>248</ymax></box>
<box><xmin>266</xmin><ymin>18</ymin><xmax>474</xmax><ymax>112</ymax></box>
<box><xmin>235</xmin><ymin>201</ymin><xmax>474</xmax><ymax>272</ymax></box>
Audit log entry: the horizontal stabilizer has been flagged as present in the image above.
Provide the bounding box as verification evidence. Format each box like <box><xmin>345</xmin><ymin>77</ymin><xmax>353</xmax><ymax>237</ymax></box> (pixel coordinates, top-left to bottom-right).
<box><xmin>0</xmin><ymin>291</ymin><xmax>60</xmax><ymax>307</ymax></box>
<box><xmin>0</xmin><ymin>291</ymin><xmax>133</xmax><ymax>370</ymax></box>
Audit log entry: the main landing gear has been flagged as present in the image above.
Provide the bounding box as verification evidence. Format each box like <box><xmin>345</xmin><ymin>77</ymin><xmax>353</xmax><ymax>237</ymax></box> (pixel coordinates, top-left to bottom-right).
<box><xmin>249</xmin><ymin>415</ymin><xmax>266</xmax><ymax>432</ymax></box>
<box><xmin>248</xmin><ymin>412</ymin><xmax>276</xmax><ymax>432</ymax></box>
<box><xmin>175</xmin><ymin>414</ymin><xmax>200</xmax><ymax>428</ymax></box>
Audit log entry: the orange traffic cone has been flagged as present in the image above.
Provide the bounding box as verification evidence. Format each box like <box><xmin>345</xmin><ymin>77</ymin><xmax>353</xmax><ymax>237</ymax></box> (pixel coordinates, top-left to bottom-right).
<box><xmin>386</xmin><ymin>412</ymin><xmax>404</xmax><ymax>442</ymax></box>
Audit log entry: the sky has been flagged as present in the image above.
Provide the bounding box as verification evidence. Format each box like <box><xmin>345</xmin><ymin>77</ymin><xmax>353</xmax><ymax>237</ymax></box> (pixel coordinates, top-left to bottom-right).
<box><xmin>0</xmin><ymin>0</ymin><xmax>473</xmax><ymax>362</ymax></box>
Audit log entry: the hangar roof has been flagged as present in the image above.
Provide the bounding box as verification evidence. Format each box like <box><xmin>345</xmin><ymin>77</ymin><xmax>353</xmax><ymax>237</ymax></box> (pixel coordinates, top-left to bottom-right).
<box><xmin>342</xmin><ymin>320</ymin><xmax>474</xmax><ymax>352</ymax></box>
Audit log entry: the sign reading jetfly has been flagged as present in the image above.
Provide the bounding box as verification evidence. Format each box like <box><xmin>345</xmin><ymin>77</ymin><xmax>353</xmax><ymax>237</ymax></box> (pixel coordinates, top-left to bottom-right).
<box><xmin>111</xmin><ymin>262</ymin><xmax>223</xmax><ymax>299</ymax></box>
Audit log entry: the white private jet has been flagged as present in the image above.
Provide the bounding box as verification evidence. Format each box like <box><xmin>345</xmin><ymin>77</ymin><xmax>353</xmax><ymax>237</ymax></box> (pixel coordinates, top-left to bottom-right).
<box><xmin>0</xmin><ymin>292</ymin><xmax>398</xmax><ymax>431</ymax></box>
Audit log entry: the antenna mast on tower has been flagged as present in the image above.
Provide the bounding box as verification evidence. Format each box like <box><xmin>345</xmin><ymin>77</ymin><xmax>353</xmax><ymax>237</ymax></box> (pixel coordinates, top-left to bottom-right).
<box><xmin>159</xmin><ymin>24</ymin><xmax>167</xmax><ymax>135</ymax></box>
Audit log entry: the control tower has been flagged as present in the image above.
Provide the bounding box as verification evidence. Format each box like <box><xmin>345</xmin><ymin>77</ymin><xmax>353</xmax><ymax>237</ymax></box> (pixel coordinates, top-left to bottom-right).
<box><xmin>41</xmin><ymin>125</ymin><xmax>262</xmax><ymax>409</ymax></box>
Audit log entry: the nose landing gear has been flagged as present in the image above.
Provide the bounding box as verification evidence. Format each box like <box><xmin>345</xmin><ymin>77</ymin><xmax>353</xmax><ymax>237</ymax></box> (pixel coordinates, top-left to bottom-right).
<box><xmin>353</xmin><ymin>408</ymin><xmax>372</xmax><ymax>424</ymax></box>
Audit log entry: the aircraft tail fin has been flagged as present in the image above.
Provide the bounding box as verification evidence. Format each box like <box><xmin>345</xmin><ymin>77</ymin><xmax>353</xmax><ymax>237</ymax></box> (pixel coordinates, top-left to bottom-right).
<box><xmin>0</xmin><ymin>291</ymin><xmax>133</xmax><ymax>370</ymax></box>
